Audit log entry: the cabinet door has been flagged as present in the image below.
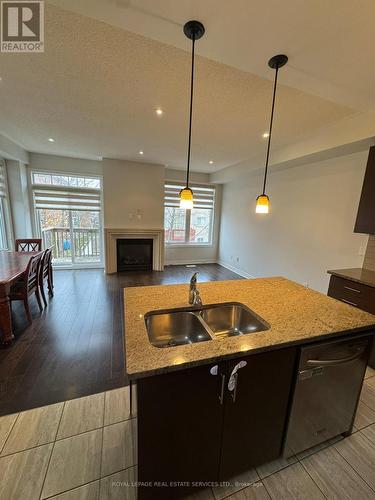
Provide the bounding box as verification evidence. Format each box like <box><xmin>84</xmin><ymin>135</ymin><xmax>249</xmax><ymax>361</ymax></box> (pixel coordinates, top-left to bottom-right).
<box><xmin>137</xmin><ymin>362</ymin><xmax>225</xmax><ymax>500</ymax></box>
<box><xmin>354</xmin><ymin>146</ymin><xmax>375</xmax><ymax>234</ymax></box>
<box><xmin>219</xmin><ymin>347</ymin><xmax>297</xmax><ymax>480</ymax></box>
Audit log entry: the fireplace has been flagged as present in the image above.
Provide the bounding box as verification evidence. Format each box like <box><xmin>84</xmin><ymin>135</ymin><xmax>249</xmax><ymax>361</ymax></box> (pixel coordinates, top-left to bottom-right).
<box><xmin>117</xmin><ymin>238</ymin><xmax>153</xmax><ymax>272</ymax></box>
<box><xmin>105</xmin><ymin>228</ymin><xmax>164</xmax><ymax>273</ymax></box>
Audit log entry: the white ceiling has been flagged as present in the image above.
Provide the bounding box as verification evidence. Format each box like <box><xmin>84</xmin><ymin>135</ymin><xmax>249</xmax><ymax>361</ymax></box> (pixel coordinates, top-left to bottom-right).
<box><xmin>0</xmin><ymin>2</ymin><xmax>369</xmax><ymax>172</ymax></box>
<box><xmin>47</xmin><ymin>0</ymin><xmax>375</xmax><ymax>111</ymax></box>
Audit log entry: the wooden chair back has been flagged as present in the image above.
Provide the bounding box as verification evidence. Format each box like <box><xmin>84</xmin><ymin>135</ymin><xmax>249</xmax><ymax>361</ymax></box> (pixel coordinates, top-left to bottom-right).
<box><xmin>41</xmin><ymin>248</ymin><xmax>52</xmax><ymax>278</ymax></box>
<box><xmin>26</xmin><ymin>253</ymin><xmax>43</xmax><ymax>294</ymax></box>
<box><xmin>9</xmin><ymin>252</ymin><xmax>44</xmax><ymax>322</ymax></box>
<box><xmin>38</xmin><ymin>248</ymin><xmax>54</xmax><ymax>307</ymax></box>
<box><xmin>15</xmin><ymin>239</ymin><xmax>42</xmax><ymax>252</ymax></box>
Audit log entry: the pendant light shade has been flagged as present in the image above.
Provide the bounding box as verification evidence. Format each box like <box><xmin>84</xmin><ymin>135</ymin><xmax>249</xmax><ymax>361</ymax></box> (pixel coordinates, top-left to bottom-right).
<box><xmin>255</xmin><ymin>194</ymin><xmax>270</xmax><ymax>214</ymax></box>
<box><xmin>255</xmin><ymin>54</ymin><xmax>288</xmax><ymax>214</ymax></box>
<box><xmin>179</xmin><ymin>187</ymin><xmax>194</xmax><ymax>209</ymax></box>
<box><xmin>179</xmin><ymin>20</ymin><xmax>205</xmax><ymax>209</ymax></box>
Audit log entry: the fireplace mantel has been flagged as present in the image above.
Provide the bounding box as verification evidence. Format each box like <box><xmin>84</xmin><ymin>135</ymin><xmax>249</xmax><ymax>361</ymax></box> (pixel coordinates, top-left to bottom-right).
<box><xmin>104</xmin><ymin>228</ymin><xmax>164</xmax><ymax>273</ymax></box>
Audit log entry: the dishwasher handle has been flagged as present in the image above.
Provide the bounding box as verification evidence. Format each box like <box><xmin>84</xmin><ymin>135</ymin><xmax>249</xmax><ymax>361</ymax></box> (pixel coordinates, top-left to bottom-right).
<box><xmin>306</xmin><ymin>346</ymin><xmax>366</xmax><ymax>367</ymax></box>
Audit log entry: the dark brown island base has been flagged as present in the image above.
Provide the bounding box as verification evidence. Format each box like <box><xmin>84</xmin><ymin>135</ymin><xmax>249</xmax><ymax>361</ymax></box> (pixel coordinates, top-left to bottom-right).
<box><xmin>124</xmin><ymin>278</ymin><xmax>375</xmax><ymax>500</ymax></box>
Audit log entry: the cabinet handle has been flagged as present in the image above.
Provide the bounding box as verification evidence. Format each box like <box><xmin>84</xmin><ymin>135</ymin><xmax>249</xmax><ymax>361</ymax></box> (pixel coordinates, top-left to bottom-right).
<box><xmin>231</xmin><ymin>373</ymin><xmax>239</xmax><ymax>403</ymax></box>
<box><xmin>344</xmin><ymin>286</ymin><xmax>360</xmax><ymax>293</ymax></box>
<box><xmin>219</xmin><ymin>374</ymin><xmax>226</xmax><ymax>405</ymax></box>
<box><xmin>228</xmin><ymin>360</ymin><xmax>247</xmax><ymax>403</ymax></box>
<box><xmin>341</xmin><ymin>298</ymin><xmax>358</xmax><ymax>307</ymax></box>
<box><xmin>210</xmin><ymin>366</ymin><xmax>226</xmax><ymax>405</ymax></box>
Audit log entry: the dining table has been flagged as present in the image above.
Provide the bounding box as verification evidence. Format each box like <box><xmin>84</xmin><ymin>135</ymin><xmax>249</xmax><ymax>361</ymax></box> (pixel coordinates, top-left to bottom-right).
<box><xmin>0</xmin><ymin>250</ymin><xmax>42</xmax><ymax>346</ymax></box>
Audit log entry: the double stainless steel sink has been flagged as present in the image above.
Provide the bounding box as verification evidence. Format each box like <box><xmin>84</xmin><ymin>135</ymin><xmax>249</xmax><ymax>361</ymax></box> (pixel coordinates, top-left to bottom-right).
<box><xmin>145</xmin><ymin>302</ymin><xmax>269</xmax><ymax>348</ymax></box>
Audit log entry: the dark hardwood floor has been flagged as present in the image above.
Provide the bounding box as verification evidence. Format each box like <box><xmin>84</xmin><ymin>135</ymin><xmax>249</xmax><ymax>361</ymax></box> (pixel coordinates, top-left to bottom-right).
<box><xmin>0</xmin><ymin>264</ymin><xmax>242</xmax><ymax>416</ymax></box>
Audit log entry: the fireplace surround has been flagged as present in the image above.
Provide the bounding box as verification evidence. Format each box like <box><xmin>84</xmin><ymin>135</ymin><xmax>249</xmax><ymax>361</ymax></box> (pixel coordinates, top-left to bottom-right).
<box><xmin>105</xmin><ymin>228</ymin><xmax>164</xmax><ymax>273</ymax></box>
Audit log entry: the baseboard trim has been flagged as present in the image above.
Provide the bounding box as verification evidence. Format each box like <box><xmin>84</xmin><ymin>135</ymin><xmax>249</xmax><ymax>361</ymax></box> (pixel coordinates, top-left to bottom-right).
<box><xmin>163</xmin><ymin>259</ymin><xmax>255</xmax><ymax>279</ymax></box>
<box><xmin>217</xmin><ymin>260</ymin><xmax>255</xmax><ymax>279</ymax></box>
<box><xmin>165</xmin><ymin>259</ymin><xmax>217</xmax><ymax>266</ymax></box>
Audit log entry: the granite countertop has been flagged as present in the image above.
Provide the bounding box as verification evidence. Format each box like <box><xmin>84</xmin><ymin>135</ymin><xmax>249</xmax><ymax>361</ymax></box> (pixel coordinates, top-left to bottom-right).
<box><xmin>327</xmin><ymin>268</ymin><xmax>375</xmax><ymax>288</ymax></box>
<box><xmin>124</xmin><ymin>277</ymin><xmax>375</xmax><ymax>379</ymax></box>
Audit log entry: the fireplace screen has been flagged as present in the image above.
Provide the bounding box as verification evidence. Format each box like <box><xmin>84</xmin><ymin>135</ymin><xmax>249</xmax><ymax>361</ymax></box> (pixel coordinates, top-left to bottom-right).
<box><xmin>117</xmin><ymin>239</ymin><xmax>153</xmax><ymax>271</ymax></box>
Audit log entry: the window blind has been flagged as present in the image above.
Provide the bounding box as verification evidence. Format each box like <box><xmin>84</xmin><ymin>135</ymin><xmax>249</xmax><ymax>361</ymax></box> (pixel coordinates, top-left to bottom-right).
<box><xmin>164</xmin><ymin>182</ymin><xmax>215</xmax><ymax>209</ymax></box>
<box><xmin>33</xmin><ymin>185</ymin><xmax>101</xmax><ymax>211</ymax></box>
<box><xmin>0</xmin><ymin>162</ymin><xmax>8</xmax><ymax>198</ymax></box>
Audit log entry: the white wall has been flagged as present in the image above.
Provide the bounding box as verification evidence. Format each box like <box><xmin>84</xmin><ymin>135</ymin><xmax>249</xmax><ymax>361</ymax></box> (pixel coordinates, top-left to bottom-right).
<box><xmin>26</xmin><ymin>154</ymin><xmax>223</xmax><ymax>266</ymax></box>
<box><xmin>218</xmin><ymin>151</ymin><xmax>369</xmax><ymax>292</ymax></box>
<box><xmin>164</xmin><ymin>169</ymin><xmax>221</xmax><ymax>265</ymax></box>
<box><xmin>102</xmin><ymin>158</ymin><xmax>164</xmax><ymax>229</ymax></box>
<box><xmin>6</xmin><ymin>160</ymin><xmax>33</xmax><ymax>241</ymax></box>
<box><xmin>29</xmin><ymin>153</ymin><xmax>102</xmax><ymax>176</ymax></box>
<box><xmin>0</xmin><ymin>133</ymin><xmax>29</xmax><ymax>164</ymax></box>
<box><xmin>165</xmin><ymin>168</ymin><xmax>210</xmax><ymax>184</ymax></box>
<box><xmin>30</xmin><ymin>154</ymin><xmax>166</xmax><ymax>230</ymax></box>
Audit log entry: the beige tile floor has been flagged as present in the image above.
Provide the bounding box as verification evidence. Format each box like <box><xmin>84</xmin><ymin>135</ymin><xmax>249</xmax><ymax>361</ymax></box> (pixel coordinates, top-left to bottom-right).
<box><xmin>2</xmin><ymin>369</ymin><xmax>375</xmax><ymax>499</ymax></box>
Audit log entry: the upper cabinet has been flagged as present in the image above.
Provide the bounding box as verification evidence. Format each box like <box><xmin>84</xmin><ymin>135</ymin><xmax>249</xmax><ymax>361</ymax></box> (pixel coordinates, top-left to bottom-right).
<box><xmin>355</xmin><ymin>146</ymin><xmax>375</xmax><ymax>234</ymax></box>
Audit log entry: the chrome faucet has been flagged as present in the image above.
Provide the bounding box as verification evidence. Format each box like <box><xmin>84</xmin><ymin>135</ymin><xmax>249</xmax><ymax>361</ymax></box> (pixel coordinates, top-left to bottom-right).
<box><xmin>189</xmin><ymin>272</ymin><xmax>202</xmax><ymax>306</ymax></box>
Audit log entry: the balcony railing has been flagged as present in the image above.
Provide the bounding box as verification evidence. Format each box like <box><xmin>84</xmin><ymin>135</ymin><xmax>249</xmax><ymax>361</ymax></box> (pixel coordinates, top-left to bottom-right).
<box><xmin>42</xmin><ymin>227</ymin><xmax>101</xmax><ymax>263</ymax></box>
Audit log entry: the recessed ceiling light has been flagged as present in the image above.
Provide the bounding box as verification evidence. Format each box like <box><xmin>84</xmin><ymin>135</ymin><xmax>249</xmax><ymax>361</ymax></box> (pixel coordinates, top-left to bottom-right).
<box><xmin>262</xmin><ymin>132</ymin><xmax>270</xmax><ymax>138</ymax></box>
<box><xmin>139</xmin><ymin>150</ymin><xmax>144</xmax><ymax>155</ymax></box>
<box><xmin>48</xmin><ymin>138</ymin><xmax>55</xmax><ymax>142</ymax></box>
<box><xmin>209</xmin><ymin>160</ymin><xmax>214</xmax><ymax>164</ymax></box>
<box><xmin>156</xmin><ymin>108</ymin><xmax>163</xmax><ymax>116</ymax></box>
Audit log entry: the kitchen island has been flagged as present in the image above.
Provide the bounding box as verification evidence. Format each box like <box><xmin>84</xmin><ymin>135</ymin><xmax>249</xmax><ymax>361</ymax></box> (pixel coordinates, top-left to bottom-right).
<box><xmin>124</xmin><ymin>277</ymin><xmax>375</xmax><ymax>499</ymax></box>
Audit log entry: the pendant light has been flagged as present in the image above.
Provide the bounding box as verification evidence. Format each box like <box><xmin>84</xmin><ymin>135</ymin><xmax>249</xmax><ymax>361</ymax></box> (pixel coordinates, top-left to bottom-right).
<box><xmin>256</xmin><ymin>54</ymin><xmax>288</xmax><ymax>214</ymax></box>
<box><xmin>180</xmin><ymin>20</ymin><xmax>205</xmax><ymax>209</ymax></box>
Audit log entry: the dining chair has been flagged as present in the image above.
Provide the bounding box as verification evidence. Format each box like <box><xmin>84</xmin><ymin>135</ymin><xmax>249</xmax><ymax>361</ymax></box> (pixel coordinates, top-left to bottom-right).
<box><xmin>39</xmin><ymin>248</ymin><xmax>54</xmax><ymax>307</ymax></box>
<box><xmin>15</xmin><ymin>238</ymin><xmax>42</xmax><ymax>252</ymax></box>
<box><xmin>9</xmin><ymin>253</ymin><xmax>43</xmax><ymax>324</ymax></box>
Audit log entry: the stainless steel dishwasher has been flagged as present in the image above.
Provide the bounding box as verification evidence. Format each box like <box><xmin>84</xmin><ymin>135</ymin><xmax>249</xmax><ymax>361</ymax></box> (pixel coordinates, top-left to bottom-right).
<box><xmin>284</xmin><ymin>334</ymin><xmax>372</xmax><ymax>456</ymax></box>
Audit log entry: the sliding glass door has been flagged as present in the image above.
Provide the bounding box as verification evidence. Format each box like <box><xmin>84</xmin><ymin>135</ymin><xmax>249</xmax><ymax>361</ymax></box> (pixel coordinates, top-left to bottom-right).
<box><xmin>71</xmin><ymin>210</ymin><xmax>101</xmax><ymax>265</ymax></box>
<box><xmin>38</xmin><ymin>208</ymin><xmax>71</xmax><ymax>265</ymax></box>
<box><xmin>32</xmin><ymin>172</ymin><xmax>103</xmax><ymax>268</ymax></box>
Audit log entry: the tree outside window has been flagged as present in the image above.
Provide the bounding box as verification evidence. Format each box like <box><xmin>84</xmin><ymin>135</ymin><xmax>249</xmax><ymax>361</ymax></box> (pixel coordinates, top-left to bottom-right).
<box><xmin>164</xmin><ymin>207</ymin><xmax>213</xmax><ymax>245</ymax></box>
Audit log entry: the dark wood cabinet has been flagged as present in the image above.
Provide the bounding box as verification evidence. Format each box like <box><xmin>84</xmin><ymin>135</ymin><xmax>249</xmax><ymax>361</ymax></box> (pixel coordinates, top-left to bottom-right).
<box><xmin>137</xmin><ymin>347</ymin><xmax>297</xmax><ymax>499</ymax></box>
<box><xmin>328</xmin><ymin>274</ymin><xmax>375</xmax><ymax>367</ymax></box>
<box><xmin>219</xmin><ymin>348</ymin><xmax>297</xmax><ymax>479</ymax></box>
<box><xmin>137</xmin><ymin>362</ymin><xmax>224</xmax><ymax>500</ymax></box>
<box><xmin>328</xmin><ymin>275</ymin><xmax>375</xmax><ymax>314</ymax></box>
<box><xmin>354</xmin><ymin>146</ymin><xmax>375</xmax><ymax>234</ymax></box>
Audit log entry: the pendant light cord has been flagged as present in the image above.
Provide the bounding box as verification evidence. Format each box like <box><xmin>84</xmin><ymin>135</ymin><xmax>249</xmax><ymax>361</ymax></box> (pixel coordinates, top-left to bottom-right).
<box><xmin>262</xmin><ymin>65</ymin><xmax>279</xmax><ymax>195</ymax></box>
<box><xmin>186</xmin><ymin>36</ymin><xmax>196</xmax><ymax>188</ymax></box>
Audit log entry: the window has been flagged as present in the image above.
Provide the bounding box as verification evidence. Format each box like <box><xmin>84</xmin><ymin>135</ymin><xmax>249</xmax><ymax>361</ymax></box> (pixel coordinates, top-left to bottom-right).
<box><xmin>164</xmin><ymin>182</ymin><xmax>215</xmax><ymax>245</ymax></box>
<box><xmin>33</xmin><ymin>172</ymin><xmax>101</xmax><ymax>189</ymax></box>
<box><xmin>164</xmin><ymin>207</ymin><xmax>186</xmax><ymax>243</ymax></box>
<box><xmin>31</xmin><ymin>171</ymin><xmax>103</xmax><ymax>267</ymax></box>
<box><xmin>0</xmin><ymin>161</ymin><xmax>12</xmax><ymax>250</ymax></box>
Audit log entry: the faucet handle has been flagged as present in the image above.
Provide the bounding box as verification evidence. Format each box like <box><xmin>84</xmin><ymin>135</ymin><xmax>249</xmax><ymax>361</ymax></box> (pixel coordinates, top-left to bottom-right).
<box><xmin>190</xmin><ymin>272</ymin><xmax>198</xmax><ymax>285</ymax></box>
